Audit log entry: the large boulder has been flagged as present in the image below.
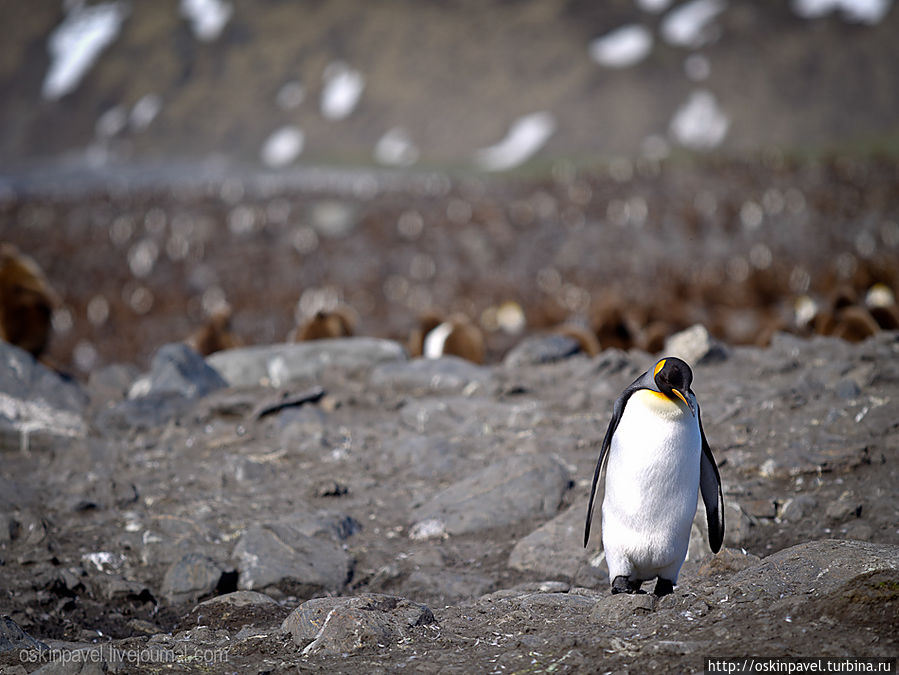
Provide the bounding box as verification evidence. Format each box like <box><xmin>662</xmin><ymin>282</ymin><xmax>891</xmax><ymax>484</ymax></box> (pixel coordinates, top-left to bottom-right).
<box><xmin>410</xmin><ymin>454</ymin><xmax>571</xmax><ymax>536</ymax></box>
<box><xmin>207</xmin><ymin>338</ymin><xmax>406</xmax><ymax>388</ymax></box>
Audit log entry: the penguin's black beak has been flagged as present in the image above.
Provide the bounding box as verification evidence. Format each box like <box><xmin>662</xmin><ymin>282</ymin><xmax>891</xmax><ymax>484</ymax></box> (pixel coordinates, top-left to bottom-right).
<box><xmin>672</xmin><ymin>388</ymin><xmax>695</xmax><ymax>416</ymax></box>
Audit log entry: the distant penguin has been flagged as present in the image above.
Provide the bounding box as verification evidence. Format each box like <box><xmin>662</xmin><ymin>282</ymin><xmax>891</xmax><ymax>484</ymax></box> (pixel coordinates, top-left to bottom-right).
<box><xmin>408</xmin><ymin>312</ymin><xmax>485</xmax><ymax>364</ymax></box>
<box><xmin>584</xmin><ymin>357</ymin><xmax>724</xmax><ymax>597</ymax></box>
<box><xmin>0</xmin><ymin>244</ymin><xmax>59</xmax><ymax>359</ymax></box>
<box><xmin>831</xmin><ymin>305</ymin><xmax>880</xmax><ymax>343</ymax></box>
<box><xmin>592</xmin><ymin>299</ymin><xmax>638</xmax><ymax>351</ymax></box>
<box><xmin>865</xmin><ymin>283</ymin><xmax>899</xmax><ymax>330</ymax></box>
<box><xmin>294</xmin><ymin>306</ymin><xmax>356</xmax><ymax>342</ymax></box>
<box><xmin>186</xmin><ymin>305</ymin><xmax>240</xmax><ymax>356</ymax></box>
<box><xmin>552</xmin><ymin>321</ymin><xmax>600</xmax><ymax>357</ymax></box>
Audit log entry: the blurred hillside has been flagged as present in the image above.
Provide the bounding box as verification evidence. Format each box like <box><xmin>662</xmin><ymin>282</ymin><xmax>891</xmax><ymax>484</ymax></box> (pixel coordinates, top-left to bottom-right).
<box><xmin>1</xmin><ymin>1</ymin><xmax>898</xmax><ymax>375</ymax></box>
<box><xmin>1</xmin><ymin>0</ymin><xmax>898</xmax><ymax>179</ymax></box>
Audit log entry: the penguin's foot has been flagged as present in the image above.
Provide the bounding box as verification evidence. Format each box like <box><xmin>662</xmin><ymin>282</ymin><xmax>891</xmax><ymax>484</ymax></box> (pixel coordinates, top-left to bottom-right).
<box><xmin>653</xmin><ymin>578</ymin><xmax>674</xmax><ymax>597</ymax></box>
<box><xmin>611</xmin><ymin>576</ymin><xmax>644</xmax><ymax>594</ymax></box>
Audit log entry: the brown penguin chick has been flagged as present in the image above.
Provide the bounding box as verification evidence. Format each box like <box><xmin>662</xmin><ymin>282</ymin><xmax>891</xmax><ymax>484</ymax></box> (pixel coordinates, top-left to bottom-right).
<box><xmin>812</xmin><ymin>307</ymin><xmax>837</xmax><ymax>336</ymax></box>
<box><xmin>868</xmin><ymin>304</ymin><xmax>899</xmax><ymax>330</ymax></box>
<box><xmin>0</xmin><ymin>243</ymin><xmax>59</xmax><ymax>359</ymax></box>
<box><xmin>408</xmin><ymin>312</ymin><xmax>485</xmax><ymax>364</ymax></box>
<box><xmin>591</xmin><ymin>299</ymin><xmax>638</xmax><ymax>351</ymax></box>
<box><xmin>865</xmin><ymin>283</ymin><xmax>899</xmax><ymax>330</ymax></box>
<box><xmin>551</xmin><ymin>322</ymin><xmax>600</xmax><ymax>357</ymax></box>
<box><xmin>408</xmin><ymin>313</ymin><xmax>442</xmax><ymax>357</ymax></box>
<box><xmin>294</xmin><ymin>306</ymin><xmax>356</xmax><ymax>341</ymax></box>
<box><xmin>830</xmin><ymin>285</ymin><xmax>858</xmax><ymax>312</ymax></box>
<box><xmin>831</xmin><ymin>305</ymin><xmax>880</xmax><ymax>343</ymax></box>
<box><xmin>637</xmin><ymin>320</ymin><xmax>671</xmax><ymax>354</ymax></box>
<box><xmin>186</xmin><ymin>306</ymin><xmax>241</xmax><ymax>356</ymax></box>
<box><xmin>754</xmin><ymin>313</ymin><xmax>787</xmax><ymax>348</ymax></box>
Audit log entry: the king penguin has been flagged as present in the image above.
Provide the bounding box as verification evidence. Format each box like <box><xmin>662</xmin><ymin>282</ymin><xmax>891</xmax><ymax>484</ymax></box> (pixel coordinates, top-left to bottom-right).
<box><xmin>584</xmin><ymin>357</ymin><xmax>724</xmax><ymax>597</ymax></box>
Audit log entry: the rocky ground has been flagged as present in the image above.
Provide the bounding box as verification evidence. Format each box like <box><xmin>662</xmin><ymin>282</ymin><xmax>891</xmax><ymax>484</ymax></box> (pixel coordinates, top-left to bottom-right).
<box><xmin>0</xmin><ymin>323</ymin><xmax>897</xmax><ymax>673</ymax></box>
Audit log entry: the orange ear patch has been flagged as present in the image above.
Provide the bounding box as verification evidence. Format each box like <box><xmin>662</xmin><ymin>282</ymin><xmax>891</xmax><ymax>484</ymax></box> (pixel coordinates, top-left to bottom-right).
<box><xmin>653</xmin><ymin>359</ymin><xmax>667</xmax><ymax>377</ymax></box>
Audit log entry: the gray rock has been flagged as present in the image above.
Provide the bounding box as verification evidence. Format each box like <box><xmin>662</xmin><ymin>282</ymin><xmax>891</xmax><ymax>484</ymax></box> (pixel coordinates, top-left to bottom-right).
<box><xmin>0</xmin><ymin>342</ymin><xmax>87</xmax><ymax>412</ymax></box>
<box><xmin>31</xmin><ymin>656</ymin><xmax>107</xmax><ymax>675</ymax></box>
<box><xmin>0</xmin><ymin>475</ymin><xmax>35</xmax><ymax>511</ymax></box>
<box><xmin>128</xmin><ymin>343</ymin><xmax>227</xmax><ymax>401</ymax></box>
<box><xmin>825</xmin><ymin>490</ymin><xmax>862</xmax><ymax>521</ymax></box>
<box><xmin>86</xmin><ymin>362</ymin><xmax>140</xmax><ymax>408</ymax></box>
<box><xmin>136</xmin><ymin>511</ymin><xmax>221</xmax><ymax>568</ymax></box>
<box><xmin>723</xmin><ymin>501</ymin><xmax>755</xmax><ymax>547</ymax></box>
<box><xmin>730</xmin><ymin>539</ymin><xmax>899</xmax><ymax>600</ymax></box>
<box><xmin>503</xmin><ymin>334</ymin><xmax>583</xmax><ymax>368</ymax></box>
<box><xmin>1</xmin><ymin>509</ymin><xmax>47</xmax><ymax>548</ymax></box>
<box><xmin>161</xmin><ymin>552</ymin><xmax>225</xmax><ymax>604</ymax></box>
<box><xmin>95</xmin><ymin>391</ymin><xmax>193</xmax><ymax>431</ymax></box>
<box><xmin>404</xmin><ymin>569</ymin><xmax>495</xmax><ymax>604</ymax></box>
<box><xmin>590</xmin><ymin>592</ymin><xmax>658</xmax><ymax>623</ymax></box>
<box><xmin>207</xmin><ymin>338</ymin><xmax>406</xmax><ymax>388</ymax></box>
<box><xmin>96</xmin><ymin>344</ymin><xmax>227</xmax><ymax>430</ymax></box>
<box><xmin>232</xmin><ymin>523</ymin><xmax>352</xmax><ymax>594</ymax></box>
<box><xmin>370</xmin><ymin>356</ymin><xmax>490</xmax><ymax>393</ymax></box>
<box><xmin>695</xmin><ymin>547</ymin><xmax>763</xmax><ymax>578</ymax></box>
<box><xmin>0</xmin><ymin>343</ymin><xmax>87</xmax><ymax>452</ymax></box>
<box><xmin>281</xmin><ymin>594</ymin><xmax>435</xmax><ymax>655</ymax></box>
<box><xmin>275</xmin><ymin>509</ymin><xmax>362</xmax><ymax>541</ymax></box>
<box><xmin>410</xmin><ymin>454</ymin><xmax>571</xmax><ymax>536</ymax></box>
<box><xmin>190</xmin><ymin>591</ymin><xmax>286</xmax><ymax>631</ymax></box>
<box><xmin>87</xmin><ymin>574</ymin><xmax>153</xmax><ymax>603</ymax></box>
<box><xmin>400</xmin><ymin>396</ymin><xmax>546</xmax><ymax>435</ymax></box>
<box><xmin>780</xmin><ymin>495</ymin><xmax>818</xmax><ymax>523</ymax></box>
<box><xmin>517</xmin><ymin>591</ymin><xmax>596</xmax><ymax>612</ymax></box>
<box><xmin>0</xmin><ymin>615</ymin><xmax>48</xmax><ymax>652</ymax></box>
<box><xmin>509</xmin><ymin>498</ymin><xmax>603</xmax><ymax>585</ymax></box>
<box><xmin>834</xmin><ymin>377</ymin><xmax>862</xmax><ymax>399</ymax></box>
<box><xmin>278</xmin><ymin>404</ymin><xmax>329</xmax><ymax>455</ymax></box>
<box><xmin>195</xmin><ymin>589</ymin><xmax>278</xmax><ymax>610</ymax></box>
<box><xmin>841</xmin><ymin>520</ymin><xmax>873</xmax><ymax>541</ymax></box>
<box><xmin>664</xmin><ymin>324</ymin><xmax>729</xmax><ymax>365</ymax></box>
<box><xmin>387</xmin><ymin>435</ymin><xmax>461</xmax><ymax>478</ymax></box>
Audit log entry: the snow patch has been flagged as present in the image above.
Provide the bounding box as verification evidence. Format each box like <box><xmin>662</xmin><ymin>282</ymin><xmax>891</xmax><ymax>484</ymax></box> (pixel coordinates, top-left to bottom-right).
<box><xmin>589</xmin><ymin>25</ymin><xmax>653</xmax><ymax>68</ymax></box>
<box><xmin>669</xmin><ymin>90</ymin><xmax>729</xmax><ymax>150</ymax></box>
<box><xmin>660</xmin><ymin>0</ymin><xmax>727</xmax><ymax>48</ymax></box>
<box><xmin>790</xmin><ymin>0</ymin><xmax>892</xmax><ymax>23</ymax></box>
<box><xmin>180</xmin><ymin>0</ymin><xmax>233</xmax><ymax>41</ymax></box>
<box><xmin>96</xmin><ymin>105</ymin><xmax>128</xmax><ymax>138</ymax></box>
<box><xmin>474</xmin><ymin>112</ymin><xmax>557</xmax><ymax>172</ymax></box>
<box><xmin>320</xmin><ymin>62</ymin><xmax>365</xmax><ymax>120</ymax></box>
<box><xmin>635</xmin><ymin>0</ymin><xmax>674</xmax><ymax>13</ymax></box>
<box><xmin>374</xmin><ymin>127</ymin><xmax>420</xmax><ymax>167</ymax></box>
<box><xmin>260</xmin><ymin>126</ymin><xmax>305</xmax><ymax>168</ymax></box>
<box><xmin>42</xmin><ymin>1</ymin><xmax>128</xmax><ymax>100</ymax></box>
<box><xmin>130</xmin><ymin>93</ymin><xmax>162</xmax><ymax>131</ymax></box>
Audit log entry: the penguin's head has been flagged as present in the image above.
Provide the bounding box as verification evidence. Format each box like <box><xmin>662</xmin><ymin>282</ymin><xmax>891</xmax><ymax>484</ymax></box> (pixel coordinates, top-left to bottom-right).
<box><xmin>651</xmin><ymin>357</ymin><xmax>695</xmax><ymax>415</ymax></box>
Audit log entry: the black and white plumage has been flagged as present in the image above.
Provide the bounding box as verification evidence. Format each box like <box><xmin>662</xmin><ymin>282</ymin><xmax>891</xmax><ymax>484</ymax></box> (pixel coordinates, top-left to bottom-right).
<box><xmin>584</xmin><ymin>357</ymin><xmax>724</xmax><ymax>597</ymax></box>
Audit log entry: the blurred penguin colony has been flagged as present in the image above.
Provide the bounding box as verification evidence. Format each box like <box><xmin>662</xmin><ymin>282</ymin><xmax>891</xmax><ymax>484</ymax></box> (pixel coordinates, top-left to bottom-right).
<box><xmin>2</xmin><ymin>157</ymin><xmax>898</xmax><ymax>374</ymax></box>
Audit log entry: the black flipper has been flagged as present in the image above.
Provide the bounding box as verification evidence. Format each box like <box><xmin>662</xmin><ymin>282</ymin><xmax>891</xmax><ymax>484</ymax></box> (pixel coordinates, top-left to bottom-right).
<box><xmin>697</xmin><ymin>401</ymin><xmax>725</xmax><ymax>553</ymax></box>
<box><xmin>584</xmin><ymin>375</ymin><xmax>647</xmax><ymax>547</ymax></box>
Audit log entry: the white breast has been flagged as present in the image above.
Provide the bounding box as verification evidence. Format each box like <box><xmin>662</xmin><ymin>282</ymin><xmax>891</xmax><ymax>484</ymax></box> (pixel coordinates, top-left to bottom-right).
<box><xmin>423</xmin><ymin>321</ymin><xmax>453</xmax><ymax>358</ymax></box>
<box><xmin>601</xmin><ymin>389</ymin><xmax>701</xmax><ymax>582</ymax></box>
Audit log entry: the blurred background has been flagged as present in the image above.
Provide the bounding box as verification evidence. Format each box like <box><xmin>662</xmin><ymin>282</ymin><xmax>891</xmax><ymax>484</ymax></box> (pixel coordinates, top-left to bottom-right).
<box><xmin>1</xmin><ymin>0</ymin><xmax>898</xmax><ymax>374</ymax></box>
